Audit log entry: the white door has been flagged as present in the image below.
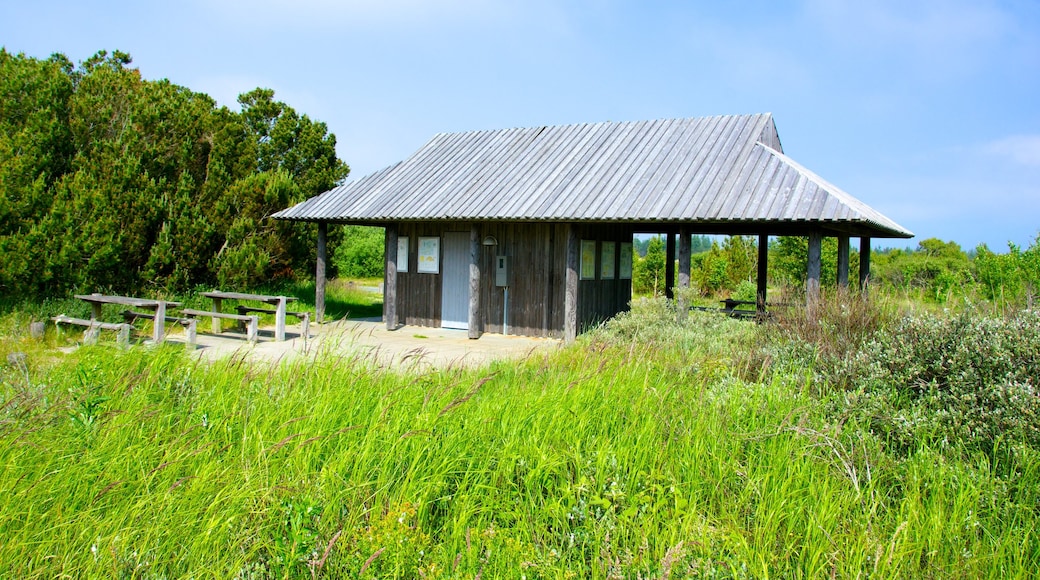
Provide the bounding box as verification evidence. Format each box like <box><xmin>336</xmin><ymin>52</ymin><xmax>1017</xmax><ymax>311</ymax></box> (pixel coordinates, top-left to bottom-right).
<box><xmin>441</xmin><ymin>232</ymin><xmax>469</xmax><ymax>329</ymax></box>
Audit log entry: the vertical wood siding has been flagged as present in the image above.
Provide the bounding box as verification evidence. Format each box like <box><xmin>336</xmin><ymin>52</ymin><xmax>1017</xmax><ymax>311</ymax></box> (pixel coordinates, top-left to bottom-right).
<box><xmin>392</xmin><ymin>221</ymin><xmax>632</xmax><ymax>338</ymax></box>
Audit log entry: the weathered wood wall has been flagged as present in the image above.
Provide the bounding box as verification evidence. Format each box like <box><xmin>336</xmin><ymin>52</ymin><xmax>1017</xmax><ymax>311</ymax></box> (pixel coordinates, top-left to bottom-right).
<box><xmin>395</xmin><ymin>223</ymin><xmax>446</xmax><ymax>327</ymax></box>
<box><xmin>393</xmin><ymin>221</ymin><xmax>633</xmax><ymax>338</ymax></box>
<box><xmin>574</xmin><ymin>224</ymin><xmax>634</xmax><ymax>332</ymax></box>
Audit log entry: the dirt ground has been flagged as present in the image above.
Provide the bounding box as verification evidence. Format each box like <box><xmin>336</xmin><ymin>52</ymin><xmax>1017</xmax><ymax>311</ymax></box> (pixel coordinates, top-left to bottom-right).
<box><xmin>181</xmin><ymin>318</ymin><xmax>559</xmax><ymax>370</ymax></box>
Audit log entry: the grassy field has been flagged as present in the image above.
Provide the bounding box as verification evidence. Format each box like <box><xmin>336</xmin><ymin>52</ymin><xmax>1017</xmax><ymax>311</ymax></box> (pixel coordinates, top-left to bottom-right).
<box><xmin>0</xmin><ymin>297</ymin><xmax>1037</xmax><ymax>578</ymax></box>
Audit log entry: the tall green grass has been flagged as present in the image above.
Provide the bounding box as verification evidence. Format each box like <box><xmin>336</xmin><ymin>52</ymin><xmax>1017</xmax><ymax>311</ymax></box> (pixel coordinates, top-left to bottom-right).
<box><xmin>0</xmin><ymin>305</ymin><xmax>1037</xmax><ymax>577</ymax></box>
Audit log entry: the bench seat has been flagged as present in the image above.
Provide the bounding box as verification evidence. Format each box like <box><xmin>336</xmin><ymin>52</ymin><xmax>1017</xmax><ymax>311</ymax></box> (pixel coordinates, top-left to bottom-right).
<box><xmin>235</xmin><ymin>306</ymin><xmax>310</xmax><ymax>339</ymax></box>
<box><xmin>180</xmin><ymin>309</ymin><xmax>258</xmax><ymax>343</ymax></box>
<box><xmin>122</xmin><ymin>310</ymin><xmax>198</xmax><ymax>346</ymax></box>
<box><xmin>52</xmin><ymin>315</ymin><xmax>131</xmax><ymax>348</ymax></box>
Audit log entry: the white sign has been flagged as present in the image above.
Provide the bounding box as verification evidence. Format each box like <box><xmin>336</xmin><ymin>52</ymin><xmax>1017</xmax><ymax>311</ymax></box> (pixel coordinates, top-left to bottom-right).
<box><xmin>418</xmin><ymin>236</ymin><xmax>440</xmax><ymax>273</ymax></box>
<box><xmin>398</xmin><ymin>236</ymin><xmax>409</xmax><ymax>272</ymax></box>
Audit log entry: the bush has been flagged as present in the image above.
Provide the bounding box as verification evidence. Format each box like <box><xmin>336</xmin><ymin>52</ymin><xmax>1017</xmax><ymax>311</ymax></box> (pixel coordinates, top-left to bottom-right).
<box><xmin>332</xmin><ymin>226</ymin><xmax>384</xmax><ymax>279</ymax></box>
<box><xmin>849</xmin><ymin>311</ymin><xmax>1040</xmax><ymax>457</ymax></box>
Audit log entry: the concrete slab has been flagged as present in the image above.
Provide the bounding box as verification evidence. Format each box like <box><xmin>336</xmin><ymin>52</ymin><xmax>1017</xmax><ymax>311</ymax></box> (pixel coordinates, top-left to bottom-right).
<box><xmin>178</xmin><ymin>318</ymin><xmax>560</xmax><ymax>370</ymax></box>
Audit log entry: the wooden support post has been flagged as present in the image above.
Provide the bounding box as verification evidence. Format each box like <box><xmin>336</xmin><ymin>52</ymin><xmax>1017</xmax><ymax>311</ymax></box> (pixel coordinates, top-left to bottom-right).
<box><xmin>84</xmin><ymin>325</ymin><xmax>100</xmax><ymax>345</ymax></box>
<box><xmin>385</xmin><ymin>224</ymin><xmax>398</xmax><ymax>331</ymax></box>
<box><xmin>468</xmin><ymin>225</ymin><xmax>482</xmax><ymax>339</ymax></box>
<box><xmin>859</xmin><ymin>237</ymin><xmax>872</xmax><ymax>296</ymax></box>
<box><xmin>677</xmin><ymin>226</ymin><xmax>691</xmax><ymax>319</ymax></box>
<box><xmin>757</xmin><ymin>234</ymin><xmax>768</xmax><ymax>314</ymax></box>
<box><xmin>678</xmin><ymin>227</ymin><xmax>691</xmax><ymax>288</ymax></box>
<box><xmin>274</xmin><ymin>297</ymin><xmax>287</xmax><ymax>342</ymax></box>
<box><xmin>837</xmin><ymin>235</ymin><xmax>850</xmax><ymax>289</ymax></box>
<box><xmin>665</xmin><ymin>232</ymin><xmax>676</xmax><ymax>299</ymax></box>
<box><xmin>153</xmin><ymin>301</ymin><xmax>166</xmax><ymax>343</ymax></box>
<box><xmin>89</xmin><ymin>293</ymin><xmax>103</xmax><ymax>320</ymax></box>
<box><xmin>807</xmin><ymin>231</ymin><xmax>822</xmax><ymax>311</ymax></box>
<box><xmin>211</xmin><ymin>297</ymin><xmax>222</xmax><ymax>334</ymax></box>
<box><xmin>315</xmin><ymin>221</ymin><xmax>327</xmax><ymax>324</ymax></box>
<box><xmin>564</xmin><ymin>224</ymin><xmax>579</xmax><ymax>343</ymax></box>
<box><xmin>184</xmin><ymin>319</ymin><xmax>197</xmax><ymax>349</ymax></box>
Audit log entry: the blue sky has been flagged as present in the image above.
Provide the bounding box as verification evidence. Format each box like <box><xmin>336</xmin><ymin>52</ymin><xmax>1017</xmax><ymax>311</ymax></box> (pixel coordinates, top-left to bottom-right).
<box><xmin>3</xmin><ymin>0</ymin><xmax>1038</xmax><ymax>250</ymax></box>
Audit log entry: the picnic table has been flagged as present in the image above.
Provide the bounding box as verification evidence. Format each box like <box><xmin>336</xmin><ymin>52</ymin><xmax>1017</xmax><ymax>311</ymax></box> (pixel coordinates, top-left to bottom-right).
<box><xmin>200</xmin><ymin>291</ymin><xmax>298</xmax><ymax>341</ymax></box>
<box><xmin>720</xmin><ymin>298</ymin><xmax>756</xmax><ymax>311</ymax></box>
<box><xmin>75</xmin><ymin>293</ymin><xmax>182</xmax><ymax>342</ymax></box>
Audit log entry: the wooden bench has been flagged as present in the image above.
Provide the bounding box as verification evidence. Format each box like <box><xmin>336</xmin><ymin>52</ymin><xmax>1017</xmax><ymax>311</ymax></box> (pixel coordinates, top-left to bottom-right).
<box><xmin>235</xmin><ymin>306</ymin><xmax>310</xmax><ymax>340</ymax></box>
<box><xmin>179</xmin><ymin>309</ymin><xmax>258</xmax><ymax>343</ymax></box>
<box><xmin>52</xmin><ymin>315</ymin><xmax>131</xmax><ymax>348</ymax></box>
<box><xmin>202</xmin><ymin>291</ymin><xmax>297</xmax><ymax>341</ymax></box>
<box><xmin>690</xmin><ymin>305</ymin><xmax>762</xmax><ymax>321</ymax></box>
<box><xmin>122</xmin><ymin>310</ymin><xmax>198</xmax><ymax>347</ymax></box>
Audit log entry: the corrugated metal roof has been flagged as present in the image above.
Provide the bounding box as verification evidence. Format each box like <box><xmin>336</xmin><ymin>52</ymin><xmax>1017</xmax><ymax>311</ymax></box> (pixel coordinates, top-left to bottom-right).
<box><xmin>273</xmin><ymin>114</ymin><xmax>913</xmax><ymax>238</ymax></box>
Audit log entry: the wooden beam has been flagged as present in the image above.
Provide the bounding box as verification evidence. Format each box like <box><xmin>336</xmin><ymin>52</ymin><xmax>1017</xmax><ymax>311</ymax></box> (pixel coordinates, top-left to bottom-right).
<box><xmin>677</xmin><ymin>226</ymin><xmax>691</xmax><ymax>319</ymax></box>
<box><xmin>807</xmin><ymin>231</ymin><xmax>822</xmax><ymax>310</ymax></box>
<box><xmin>385</xmin><ymin>224</ymin><xmax>398</xmax><ymax>331</ymax></box>
<box><xmin>757</xmin><ymin>234</ymin><xmax>768</xmax><ymax>313</ymax></box>
<box><xmin>315</xmin><ymin>222</ymin><xmax>327</xmax><ymax>324</ymax></box>
<box><xmin>468</xmin><ymin>224</ymin><xmax>482</xmax><ymax>339</ymax></box>
<box><xmin>837</xmin><ymin>235</ymin><xmax>850</xmax><ymax>288</ymax></box>
<box><xmin>665</xmin><ymin>232</ymin><xmax>676</xmax><ymax>299</ymax></box>
<box><xmin>860</xmin><ymin>237</ymin><xmax>872</xmax><ymax>296</ymax></box>
<box><xmin>564</xmin><ymin>224</ymin><xmax>579</xmax><ymax>342</ymax></box>
<box><xmin>678</xmin><ymin>227</ymin><xmax>691</xmax><ymax>288</ymax></box>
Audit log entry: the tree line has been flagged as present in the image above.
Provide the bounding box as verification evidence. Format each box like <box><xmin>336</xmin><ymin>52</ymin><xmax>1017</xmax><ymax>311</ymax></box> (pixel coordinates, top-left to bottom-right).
<box><xmin>0</xmin><ymin>49</ymin><xmax>349</xmax><ymax>300</ymax></box>
<box><xmin>631</xmin><ymin>233</ymin><xmax>1040</xmax><ymax>308</ymax></box>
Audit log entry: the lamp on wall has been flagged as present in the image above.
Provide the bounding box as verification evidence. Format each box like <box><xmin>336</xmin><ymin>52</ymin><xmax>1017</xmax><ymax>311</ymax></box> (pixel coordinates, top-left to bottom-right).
<box><xmin>482</xmin><ymin>235</ymin><xmax>498</xmax><ymax>247</ymax></box>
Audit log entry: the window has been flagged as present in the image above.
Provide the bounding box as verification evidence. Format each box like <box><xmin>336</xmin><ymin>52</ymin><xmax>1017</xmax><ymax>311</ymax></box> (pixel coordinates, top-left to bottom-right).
<box><xmin>600</xmin><ymin>242</ymin><xmax>616</xmax><ymax>279</ymax></box>
<box><xmin>619</xmin><ymin>242</ymin><xmax>632</xmax><ymax>279</ymax></box>
<box><xmin>580</xmin><ymin>240</ymin><xmax>597</xmax><ymax>280</ymax></box>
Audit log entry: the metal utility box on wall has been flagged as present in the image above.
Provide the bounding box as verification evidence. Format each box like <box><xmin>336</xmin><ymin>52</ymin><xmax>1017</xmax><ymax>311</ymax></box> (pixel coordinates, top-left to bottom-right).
<box><xmin>495</xmin><ymin>255</ymin><xmax>510</xmax><ymax>287</ymax></box>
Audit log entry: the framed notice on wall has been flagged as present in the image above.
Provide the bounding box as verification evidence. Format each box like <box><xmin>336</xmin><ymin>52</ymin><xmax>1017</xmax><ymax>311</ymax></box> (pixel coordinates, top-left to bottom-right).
<box><xmin>418</xmin><ymin>236</ymin><xmax>440</xmax><ymax>273</ymax></box>
<box><xmin>397</xmin><ymin>236</ymin><xmax>409</xmax><ymax>272</ymax></box>
<box><xmin>600</xmin><ymin>241</ymin><xmax>616</xmax><ymax>279</ymax></box>
<box><xmin>580</xmin><ymin>240</ymin><xmax>597</xmax><ymax>280</ymax></box>
<box><xmin>619</xmin><ymin>242</ymin><xmax>632</xmax><ymax>279</ymax></box>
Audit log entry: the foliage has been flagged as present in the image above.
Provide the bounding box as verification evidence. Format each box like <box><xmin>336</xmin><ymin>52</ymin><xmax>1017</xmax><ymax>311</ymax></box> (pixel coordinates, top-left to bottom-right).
<box><xmin>850</xmin><ymin>311</ymin><xmax>1040</xmax><ymax>457</ymax></box>
<box><xmin>2</xmin><ymin>303</ymin><xmax>1038</xmax><ymax>577</ymax></box>
<box><xmin>692</xmin><ymin>236</ymin><xmax>757</xmax><ymax>296</ymax></box>
<box><xmin>974</xmin><ymin>233</ymin><xmax>1040</xmax><ymax>308</ymax></box>
<box><xmin>769</xmin><ymin>235</ymin><xmax>861</xmax><ymax>288</ymax></box>
<box><xmin>758</xmin><ymin>292</ymin><xmax>1040</xmax><ymax>464</ymax></box>
<box><xmin>872</xmin><ymin>238</ymin><xmax>973</xmax><ymax>303</ymax></box>
<box><xmin>633</xmin><ymin>234</ymin><xmax>711</xmax><ymax>257</ymax></box>
<box><xmin>632</xmin><ymin>235</ymin><xmax>666</xmax><ymax>295</ymax></box>
<box><xmin>0</xmin><ymin>49</ymin><xmax>349</xmax><ymax>299</ymax></box>
<box><xmin>332</xmin><ymin>226</ymin><xmax>385</xmax><ymax>279</ymax></box>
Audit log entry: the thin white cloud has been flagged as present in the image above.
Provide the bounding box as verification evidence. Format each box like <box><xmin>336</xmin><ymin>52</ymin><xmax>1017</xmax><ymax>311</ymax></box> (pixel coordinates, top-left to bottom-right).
<box><xmin>985</xmin><ymin>135</ymin><xmax>1040</xmax><ymax>167</ymax></box>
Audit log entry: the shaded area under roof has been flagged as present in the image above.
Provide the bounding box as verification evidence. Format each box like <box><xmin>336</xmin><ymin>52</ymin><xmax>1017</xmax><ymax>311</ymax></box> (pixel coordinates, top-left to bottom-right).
<box><xmin>273</xmin><ymin>114</ymin><xmax>913</xmax><ymax>239</ymax></box>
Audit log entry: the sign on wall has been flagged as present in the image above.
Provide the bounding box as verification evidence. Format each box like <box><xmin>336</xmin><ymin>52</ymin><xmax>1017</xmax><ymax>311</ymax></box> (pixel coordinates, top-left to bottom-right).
<box><xmin>580</xmin><ymin>240</ymin><xmax>597</xmax><ymax>280</ymax></box>
<box><xmin>600</xmin><ymin>241</ymin><xmax>616</xmax><ymax>279</ymax></box>
<box><xmin>398</xmin><ymin>236</ymin><xmax>409</xmax><ymax>272</ymax></box>
<box><xmin>418</xmin><ymin>236</ymin><xmax>440</xmax><ymax>273</ymax></box>
<box><xmin>619</xmin><ymin>242</ymin><xmax>632</xmax><ymax>279</ymax></box>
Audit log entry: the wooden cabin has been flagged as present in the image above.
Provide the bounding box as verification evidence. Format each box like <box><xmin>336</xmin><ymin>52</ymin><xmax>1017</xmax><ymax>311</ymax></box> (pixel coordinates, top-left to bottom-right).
<box><xmin>273</xmin><ymin>114</ymin><xmax>913</xmax><ymax>340</ymax></box>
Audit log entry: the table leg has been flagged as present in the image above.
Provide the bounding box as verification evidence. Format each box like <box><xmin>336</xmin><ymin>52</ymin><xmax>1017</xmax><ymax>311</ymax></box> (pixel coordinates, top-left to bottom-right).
<box><xmin>90</xmin><ymin>303</ymin><xmax>103</xmax><ymax>320</ymax></box>
<box><xmin>153</xmin><ymin>302</ymin><xmax>166</xmax><ymax>342</ymax></box>
<box><xmin>211</xmin><ymin>298</ymin><xmax>222</xmax><ymax>334</ymax></box>
<box><xmin>275</xmin><ymin>298</ymin><xmax>287</xmax><ymax>341</ymax></box>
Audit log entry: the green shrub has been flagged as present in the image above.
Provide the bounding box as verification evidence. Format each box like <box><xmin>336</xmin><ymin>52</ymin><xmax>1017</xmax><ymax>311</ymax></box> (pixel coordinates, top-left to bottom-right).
<box><xmin>849</xmin><ymin>311</ymin><xmax>1040</xmax><ymax>457</ymax></box>
<box><xmin>332</xmin><ymin>226</ymin><xmax>385</xmax><ymax>279</ymax></box>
